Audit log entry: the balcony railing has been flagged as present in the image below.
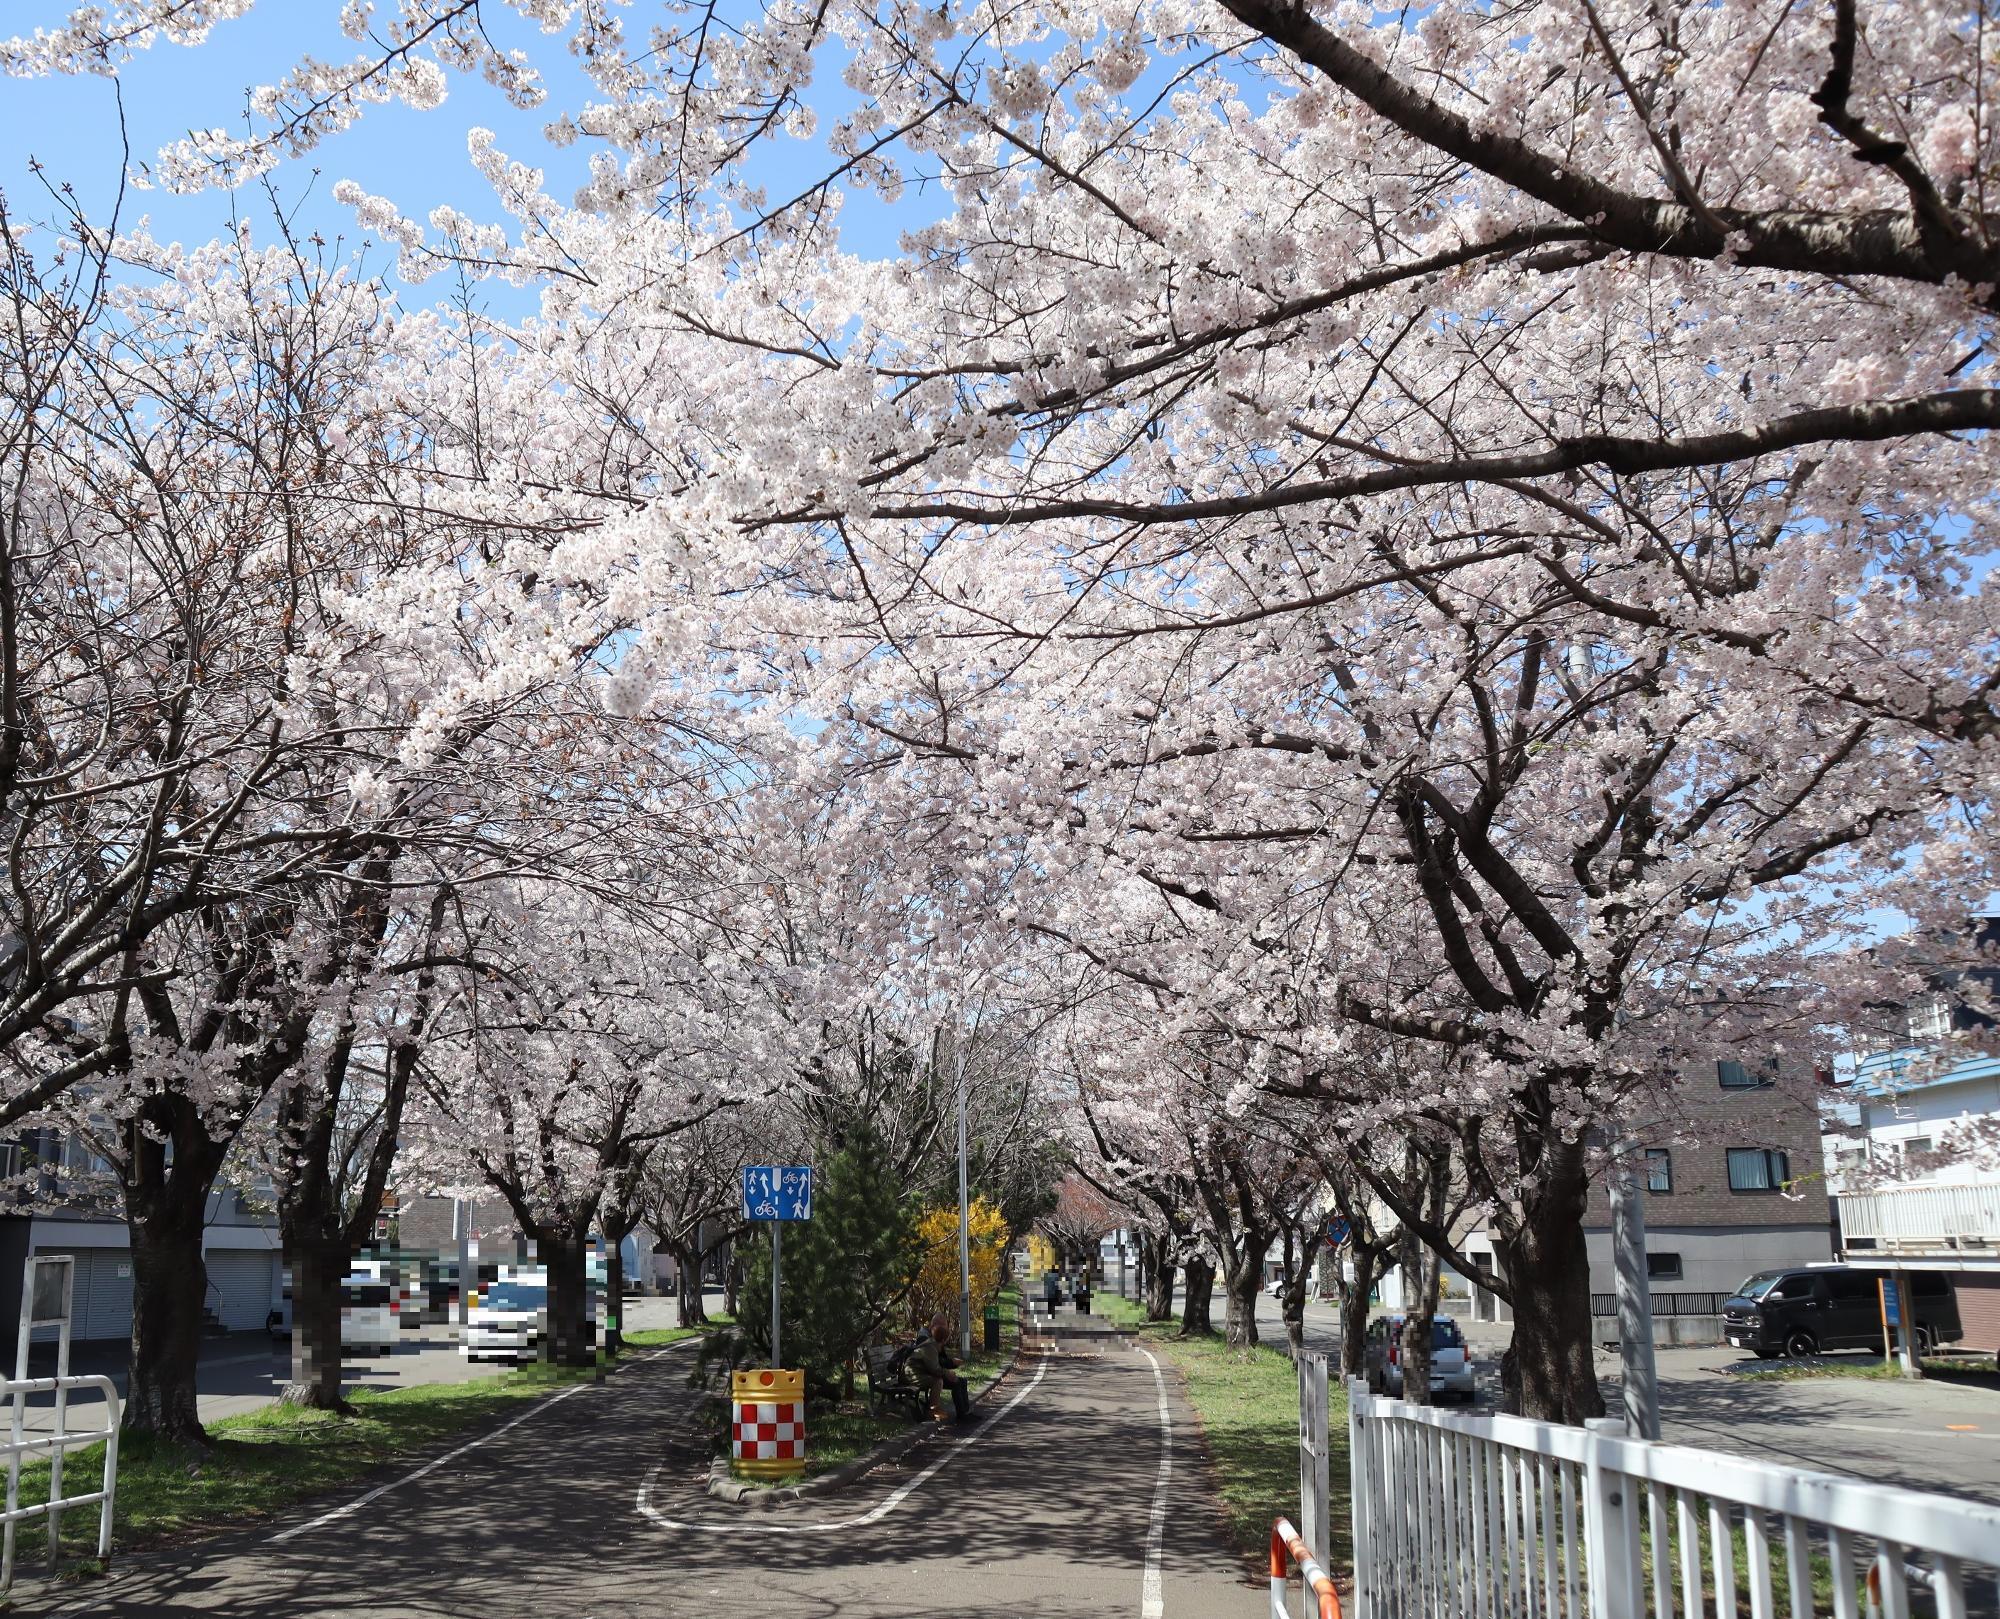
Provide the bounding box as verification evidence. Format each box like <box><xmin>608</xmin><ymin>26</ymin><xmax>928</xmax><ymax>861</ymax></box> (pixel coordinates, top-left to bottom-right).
<box><xmin>1838</xmin><ymin>1180</ymin><xmax>2000</xmax><ymax>1251</ymax></box>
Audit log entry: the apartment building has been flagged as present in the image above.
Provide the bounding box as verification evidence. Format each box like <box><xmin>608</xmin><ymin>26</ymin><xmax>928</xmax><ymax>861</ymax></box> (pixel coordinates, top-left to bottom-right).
<box><xmin>1822</xmin><ymin>917</ymin><xmax>2000</xmax><ymax>1352</ymax></box>
<box><xmin>1464</xmin><ymin>1057</ymin><xmax>1832</xmax><ymax>1344</ymax></box>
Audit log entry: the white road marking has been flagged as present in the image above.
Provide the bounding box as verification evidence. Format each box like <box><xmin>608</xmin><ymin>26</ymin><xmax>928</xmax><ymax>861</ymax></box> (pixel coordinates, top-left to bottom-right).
<box><xmin>635</xmin><ymin>1349</ymin><xmax>1051</xmax><ymax>1533</ymax></box>
<box><xmin>1136</xmin><ymin>1346</ymin><xmax>1173</xmax><ymax>1619</ymax></box>
<box><xmin>269</xmin><ymin>1338</ymin><xmax>696</xmax><ymax>1545</ymax></box>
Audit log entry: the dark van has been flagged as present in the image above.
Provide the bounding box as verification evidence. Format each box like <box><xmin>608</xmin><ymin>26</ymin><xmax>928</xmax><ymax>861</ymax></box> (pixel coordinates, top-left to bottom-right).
<box><xmin>1722</xmin><ymin>1266</ymin><xmax>1962</xmax><ymax>1359</ymax></box>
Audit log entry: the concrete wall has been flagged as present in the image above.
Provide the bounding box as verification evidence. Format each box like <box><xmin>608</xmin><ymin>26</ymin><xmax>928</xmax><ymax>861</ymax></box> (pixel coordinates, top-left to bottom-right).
<box><xmin>1586</xmin><ymin>1223</ymin><xmax>1833</xmax><ymax>1301</ymax></box>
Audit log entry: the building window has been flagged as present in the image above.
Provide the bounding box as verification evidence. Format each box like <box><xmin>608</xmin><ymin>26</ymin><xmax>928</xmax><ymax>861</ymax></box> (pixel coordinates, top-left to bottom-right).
<box><xmin>1646</xmin><ymin>1251</ymin><xmax>1684</xmax><ymax>1281</ymax></box>
<box><xmin>1717</xmin><ymin>1058</ymin><xmax>1773</xmax><ymax>1089</ymax></box>
<box><xmin>1909</xmin><ymin>997</ymin><xmax>1953</xmax><ymax>1044</ymax></box>
<box><xmin>1645</xmin><ymin>1148</ymin><xmax>1673</xmax><ymax>1193</ymax></box>
<box><xmin>1727</xmin><ymin>1147</ymin><xmax>1790</xmax><ymax>1192</ymax></box>
<box><xmin>1903</xmin><ymin>1137</ymin><xmax>1933</xmax><ymax>1157</ymax></box>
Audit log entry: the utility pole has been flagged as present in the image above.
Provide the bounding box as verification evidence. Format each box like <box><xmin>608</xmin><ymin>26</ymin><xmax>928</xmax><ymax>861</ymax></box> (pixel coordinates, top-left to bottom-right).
<box><xmin>955</xmin><ymin>1043</ymin><xmax>972</xmax><ymax>1361</ymax></box>
<box><xmin>1609</xmin><ymin>1137</ymin><xmax>1660</xmax><ymax>1440</ymax></box>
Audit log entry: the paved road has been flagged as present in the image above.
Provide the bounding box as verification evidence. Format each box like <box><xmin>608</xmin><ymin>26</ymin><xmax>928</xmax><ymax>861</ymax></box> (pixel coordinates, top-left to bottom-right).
<box><xmin>1183</xmin><ymin>1285</ymin><xmax>2000</xmax><ymax>1506</ymax></box>
<box><xmin>18</xmin><ymin>1320</ymin><xmax>1266</xmax><ymax>1617</ymax></box>
<box><xmin>10</xmin><ymin>1291</ymin><xmax>712</xmax><ymax>1437</ymax></box>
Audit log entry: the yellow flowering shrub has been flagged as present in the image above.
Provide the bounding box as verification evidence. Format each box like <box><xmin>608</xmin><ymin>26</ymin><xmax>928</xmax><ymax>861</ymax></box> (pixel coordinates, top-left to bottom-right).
<box><xmin>910</xmin><ymin>1197</ymin><xmax>1010</xmax><ymax>1331</ymax></box>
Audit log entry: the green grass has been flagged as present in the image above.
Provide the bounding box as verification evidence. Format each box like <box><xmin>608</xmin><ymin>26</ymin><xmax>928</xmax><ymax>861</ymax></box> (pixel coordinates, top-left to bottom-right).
<box><xmin>12</xmin><ymin>1361</ymin><xmax>602</xmax><ymax>1577</ymax></box>
<box><xmin>1094</xmin><ymin>1290</ymin><xmax>1334</xmax><ymax>1567</ymax></box>
<box><xmin>1735</xmin><ymin>1351</ymin><xmax>1997</xmax><ymax>1385</ymax></box>
<box><xmin>624</xmin><ymin>1310</ymin><xmax>731</xmax><ymax>1350</ymax></box>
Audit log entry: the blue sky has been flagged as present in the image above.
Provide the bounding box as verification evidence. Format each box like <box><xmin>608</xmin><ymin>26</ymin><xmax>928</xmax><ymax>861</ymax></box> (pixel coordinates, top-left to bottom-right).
<box><xmin>0</xmin><ymin>5</ymin><xmax>932</xmax><ymax>296</ymax></box>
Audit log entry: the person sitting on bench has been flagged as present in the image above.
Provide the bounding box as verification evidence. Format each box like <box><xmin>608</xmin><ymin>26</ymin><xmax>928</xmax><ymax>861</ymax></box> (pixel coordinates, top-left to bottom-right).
<box><xmin>912</xmin><ymin>1314</ymin><xmax>971</xmax><ymax>1422</ymax></box>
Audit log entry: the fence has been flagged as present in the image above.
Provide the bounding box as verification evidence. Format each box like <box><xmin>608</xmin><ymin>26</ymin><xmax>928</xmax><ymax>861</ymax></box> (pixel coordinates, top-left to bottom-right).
<box><xmin>1346</xmin><ymin>1376</ymin><xmax>2000</xmax><ymax>1619</ymax></box>
<box><xmin>0</xmin><ymin>1254</ymin><xmax>121</xmax><ymax>1594</ymax></box>
<box><xmin>1299</xmin><ymin>1350</ymin><xmax>1331</xmax><ymax>1566</ymax></box>
<box><xmin>1586</xmin><ymin>1293</ymin><xmax>1726</xmax><ymax>1319</ymax></box>
<box><xmin>1840</xmin><ymin>1182</ymin><xmax>2000</xmax><ymax>1251</ymax></box>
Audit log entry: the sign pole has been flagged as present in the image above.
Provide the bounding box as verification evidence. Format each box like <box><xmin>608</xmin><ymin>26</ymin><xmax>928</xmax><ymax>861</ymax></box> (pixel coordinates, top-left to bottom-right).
<box><xmin>771</xmin><ymin>1220</ymin><xmax>782</xmax><ymax>1371</ymax></box>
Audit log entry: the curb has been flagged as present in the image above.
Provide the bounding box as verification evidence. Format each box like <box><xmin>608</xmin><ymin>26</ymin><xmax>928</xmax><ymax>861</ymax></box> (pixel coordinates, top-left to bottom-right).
<box><xmin>702</xmin><ymin>1333</ymin><xmax>1030</xmax><ymax>1509</ymax></box>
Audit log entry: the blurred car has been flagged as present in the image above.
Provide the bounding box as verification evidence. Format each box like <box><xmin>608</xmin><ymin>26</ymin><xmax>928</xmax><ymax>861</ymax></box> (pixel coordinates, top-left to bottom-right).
<box><xmin>341</xmin><ymin>1265</ymin><xmax>400</xmax><ymax>1352</ymax></box>
<box><xmin>465</xmin><ymin>1273</ymin><xmax>549</xmax><ymax>1362</ymax></box>
<box><xmin>1362</xmin><ymin>1314</ymin><xmax>1476</xmax><ymax>1402</ymax></box>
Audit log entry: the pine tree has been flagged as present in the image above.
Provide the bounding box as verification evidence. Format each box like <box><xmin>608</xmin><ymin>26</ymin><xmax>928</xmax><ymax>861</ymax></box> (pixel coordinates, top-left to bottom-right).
<box><xmin>739</xmin><ymin>1120</ymin><xmax>917</xmax><ymax>1398</ymax></box>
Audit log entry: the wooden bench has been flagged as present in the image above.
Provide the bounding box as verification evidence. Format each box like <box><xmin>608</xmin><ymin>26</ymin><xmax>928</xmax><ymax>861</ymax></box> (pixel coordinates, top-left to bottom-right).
<box><xmin>863</xmin><ymin>1342</ymin><xmax>930</xmax><ymax>1420</ymax></box>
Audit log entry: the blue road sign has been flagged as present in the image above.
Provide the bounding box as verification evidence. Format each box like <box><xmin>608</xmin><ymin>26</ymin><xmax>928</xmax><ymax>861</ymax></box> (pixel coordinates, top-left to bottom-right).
<box><xmin>1324</xmin><ymin>1217</ymin><xmax>1352</xmax><ymax>1248</ymax></box>
<box><xmin>742</xmin><ymin>1165</ymin><xmax>813</xmax><ymax>1222</ymax></box>
<box><xmin>1882</xmin><ymin>1277</ymin><xmax>1902</xmax><ymax>1327</ymax></box>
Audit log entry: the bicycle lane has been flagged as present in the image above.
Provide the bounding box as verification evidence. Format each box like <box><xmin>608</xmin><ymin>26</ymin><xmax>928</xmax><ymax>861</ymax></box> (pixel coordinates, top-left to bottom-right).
<box><xmin>628</xmin><ymin>1337</ymin><xmax>1269</xmax><ymax>1619</ymax></box>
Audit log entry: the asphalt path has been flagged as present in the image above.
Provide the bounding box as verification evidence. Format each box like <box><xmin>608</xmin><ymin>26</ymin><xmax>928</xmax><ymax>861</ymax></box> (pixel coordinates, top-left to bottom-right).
<box><xmin>18</xmin><ymin>1325</ymin><xmax>1268</xmax><ymax>1618</ymax></box>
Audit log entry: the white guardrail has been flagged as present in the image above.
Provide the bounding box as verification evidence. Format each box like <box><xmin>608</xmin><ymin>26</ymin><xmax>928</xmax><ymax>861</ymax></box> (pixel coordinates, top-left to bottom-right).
<box><xmin>1838</xmin><ymin>1181</ymin><xmax>2000</xmax><ymax>1248</ymax></box>
<box><xmin>0</xmin><ymin>1373</ymin><xmax>121</xmax><ymax>1592</ymax></box>
<box><xmin>1347</xmin><ymin>1376</ymin><xmax>2000</xmax><ymax>1619</ymax></box>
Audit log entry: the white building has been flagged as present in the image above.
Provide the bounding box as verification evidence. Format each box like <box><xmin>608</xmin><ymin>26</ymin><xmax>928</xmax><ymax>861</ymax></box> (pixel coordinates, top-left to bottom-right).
<box><xmin>1820</xmin><ymin>921</ymin><xmax>2000</xmax><ymax>1354</ymax></box>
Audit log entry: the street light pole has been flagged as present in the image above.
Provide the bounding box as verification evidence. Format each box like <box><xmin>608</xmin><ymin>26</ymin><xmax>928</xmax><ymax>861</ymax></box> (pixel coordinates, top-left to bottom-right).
<box><xmin>955</xmin><ymin>1044</ymin><xmax>972</xmax><ymax>1361</ymax></box>
<box><xmin>1609</xmin><ymin>1136</ymin><xmax>1660</xmax><ymax>1440</ymax></box>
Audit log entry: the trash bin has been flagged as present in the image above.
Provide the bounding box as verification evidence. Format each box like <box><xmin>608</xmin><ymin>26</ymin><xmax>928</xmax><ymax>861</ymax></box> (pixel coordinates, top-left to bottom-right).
<box><xmin>731</xmin><ymin>1367</ymin><xmax>806</xmax><ymax>1479</ymax></box>
<box><xmin>983</xmin><ymin>1304</ymin><xmax>1001</xmax><ymax>1351</ymax></box>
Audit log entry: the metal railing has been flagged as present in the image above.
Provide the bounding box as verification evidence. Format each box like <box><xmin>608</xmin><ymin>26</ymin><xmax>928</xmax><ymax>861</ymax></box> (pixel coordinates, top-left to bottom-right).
<box><xmin>1347</xmin><ymin>1376</ymin><xmax>2000</xmax><ymax>1619</ymax></box>
<box><xmin>1839</xmin><ymin>1181</ymin><xmax>2000</xmax><ymax>1249</ymax></box>
<box><xmin>1271</xmin><ymin>1515</ymin><xmax>1343</xmax><ymax>1619</ymax></box>
<box><xmin>1588</xmin><ymin>1292</ymin><xmax>1726</xmax><ymax>1318</ymax></box>
<box><xmin>0</xmin><ymin>1374</ymin><xmax>120</xmax><ymax>1591</ymax></box>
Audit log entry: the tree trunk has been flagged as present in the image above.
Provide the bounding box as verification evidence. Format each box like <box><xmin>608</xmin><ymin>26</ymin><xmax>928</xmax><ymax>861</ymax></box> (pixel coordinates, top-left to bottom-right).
<box><xmin>280</xmin><ymin>1241</ymin><xmax>350</xmax><ymax>1410</ymax></box>
<box><xmin>1179</xmin><ymin>1254</ymin><xmax>1216</xmax><ymax>1336</ymax></box>
<box><xmin>541</xmin><ymin>1231</ymin><xmax>595</xmax><ymax>1366</ymax></box>
<box><xmin>1339</xmin><ymin>1246</ymin><xmax>1385</xmax><ymax>1382</ymax></box>
<box><xmin>672</xmin><ymin>1241</ymin><xmax>708</xmax><ymax>1326</ymax></box>
<box><xmin>722</xmin><ymin>1246</ymin><xmax>741</xmax><ymax>1318</ymax></box>
<box><xmin>1493</xmin><ymin>1145</ymin><xmax>1604</xmax><ymax>1423</ymax></box>
<box><xmin>1143</xmin><ymin>1234</ymin><xmax>1177</xmax><ymax>1322</ymax></box>
<box><xmin>1222</xmin><ymin>1241</ymin><xmax>1265</xmax><ymax>1348</ymax></box>
<box><xmin>125</xmin><ymin>1212</ymin><xmax>209</xmax><ymax>1446</ymax></box>
<box><xmin>1397</xmin><ymin>1224</ymin><xmax>1433</xmax><ymax>1405</ymax></box>
<box><xmin>1282</xmin><ymin>1286</ymin><xmax>1308</xmax><ymax>1359</ymax></box>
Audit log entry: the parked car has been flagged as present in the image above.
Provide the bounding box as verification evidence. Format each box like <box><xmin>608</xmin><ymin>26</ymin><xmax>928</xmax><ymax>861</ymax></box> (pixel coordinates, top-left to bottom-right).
<box><xmin>465</xmin><ymin>1272</ymin><xmax>549</xmax><ymax>1362</ymax></box>
<box><xmin>1722</xmin><ymin>1265</ymin><xmax>1962</xmax><ymax>1359</ymax></box>
<box><xmin>1362</xmin><ymin>1314</ymin><xmax>1476</xmax><ymax>1401</ymax></box>
<box><xmin>341</xmin><ymin>1268</ymin><xmax>400</xmax><ymax>1352</ymax></box>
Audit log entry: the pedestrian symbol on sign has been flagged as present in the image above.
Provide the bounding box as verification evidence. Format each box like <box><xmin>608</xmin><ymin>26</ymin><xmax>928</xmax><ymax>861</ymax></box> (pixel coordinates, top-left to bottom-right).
<box><xmin>742</xmin><ymin>1165</ymin><xmax>812</xmax><ymax>1222</ymax></box>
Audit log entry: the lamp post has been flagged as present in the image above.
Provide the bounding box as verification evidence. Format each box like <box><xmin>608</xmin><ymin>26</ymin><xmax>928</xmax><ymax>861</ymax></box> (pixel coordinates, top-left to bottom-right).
<box><xmin>955</xmin><ymin>1044</ymin><xmax>972</xmax><ymax>1361</ymax></box>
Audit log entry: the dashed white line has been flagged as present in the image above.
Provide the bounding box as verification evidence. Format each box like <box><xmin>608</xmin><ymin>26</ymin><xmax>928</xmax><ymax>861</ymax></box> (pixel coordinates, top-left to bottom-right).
<box><xmin>1136</xmin><ymin>1346</ymin><xmax>1173</xmax><ymax>1619</ymax></box>
<box><xmin>635</xmin><ymin>1349</ymin><xmax>1051</xmax><ymax>1533</ymax></box>
<box><xmin>269</xmin><ymin>1337</ymin><xmax>696</xmax><ymax>1545</ymax></box>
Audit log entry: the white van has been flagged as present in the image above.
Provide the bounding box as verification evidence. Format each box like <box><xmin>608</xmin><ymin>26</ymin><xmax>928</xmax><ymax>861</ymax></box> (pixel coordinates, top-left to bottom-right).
<box><xmin>341</xmin><ymin>1261</ymin><xmax>400</xmax><ymax>1352</ymax></box>
<box><xmin>465</xmin><ymin>1268</ymin><xmax>549</xmax><ymax>1362</ymax></box>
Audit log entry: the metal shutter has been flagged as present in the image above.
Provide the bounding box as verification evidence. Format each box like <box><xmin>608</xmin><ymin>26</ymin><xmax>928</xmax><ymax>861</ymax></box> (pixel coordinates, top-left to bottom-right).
<box><xmin>87</xmin><ymin>1250</ymin><xmax>133</xmax><ymax>1341</ymax></box>
<box><xmin>1953</xmin><ymin>1274</ymin><xmax>2000</xmax><ymax>1354</ymax></box>
<box><xmin>206</xmin><ymin>1249</ymin><xmax>275</xmax><ymax>1330</ymax></box>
